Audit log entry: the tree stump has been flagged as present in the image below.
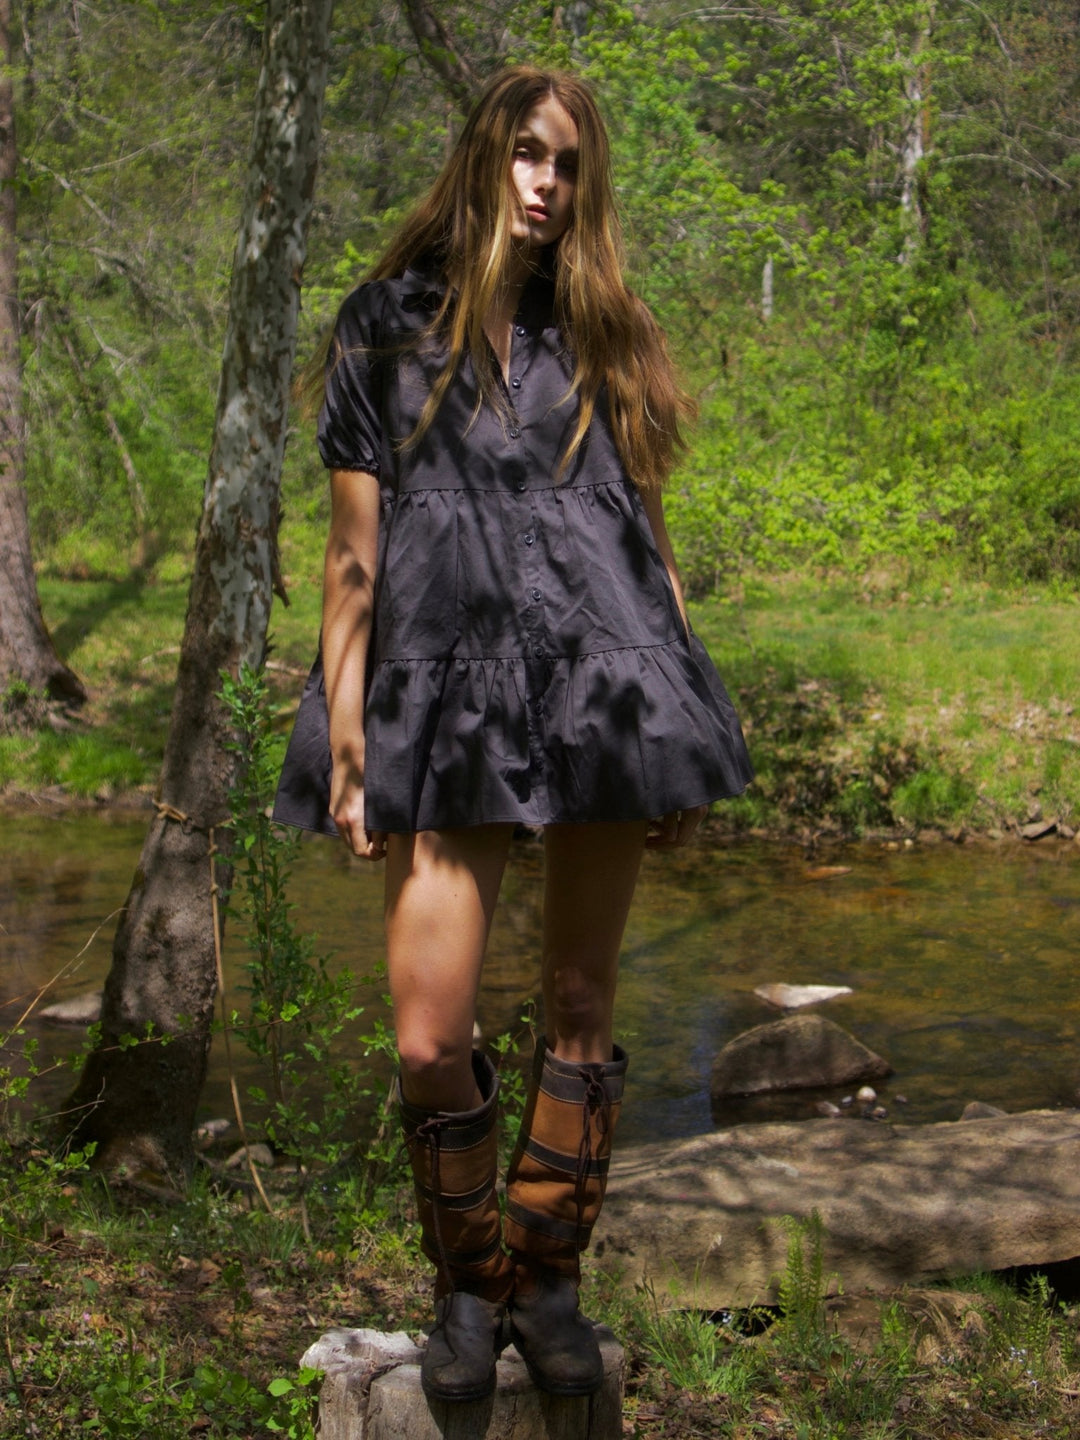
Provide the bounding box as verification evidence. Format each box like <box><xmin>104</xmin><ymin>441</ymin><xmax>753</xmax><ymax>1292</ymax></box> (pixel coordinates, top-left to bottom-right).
<box><xmin>302</xmin><ymin>1326</ymin><xmax>625</xmax><ymax>1440</ymax></box>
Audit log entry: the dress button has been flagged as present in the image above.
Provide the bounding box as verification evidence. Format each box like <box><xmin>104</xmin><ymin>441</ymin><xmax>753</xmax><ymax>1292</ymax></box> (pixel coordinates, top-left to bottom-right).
<box><xmin>530</xmin><ymin>587</ymin><xmax>542</xmax><ymax>602</ymax></box>
<box><xmin>516</xmin><ymin>481</ymin><xmax>527</xmax><ymax>493</ymax></box>
<box><xmin>515</xmin><ymin>325</ymin><xmax>526</xmax><ymax>336</ymax></box>
<box><xmin>533</xmin><ymin>644</ymin><xmax>545</xmax><ymax>658</ymax></box>
<box><xmin>523</xmin><ymin>531</ymin><xmax>535</xmax><ymax>547</ymax></box>
<box><xmin>511</xmin><ymin>377</ymin><xmax>521</xmax><ymax>389</ymax></box>
<box><xmin>509</xmin><ymin>426</ymin><xmax>521</xmax><ymax>439</ymax></box>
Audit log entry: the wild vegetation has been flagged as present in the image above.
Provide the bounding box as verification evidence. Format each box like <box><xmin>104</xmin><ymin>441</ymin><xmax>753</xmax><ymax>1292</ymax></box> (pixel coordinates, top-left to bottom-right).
<box><xmin>18</xmin><ymin>0</ymin><xmax>1080</xmax><ymax>592</ymax></box>
<box><xmin>2</xmin><ymin>2</ymin><xmax>1078</xmax><ymax>1434</ymax></box>
<box><xmin>6</xmin><ymin>0</ymin><xmax>1076</xmax><ymax>831</ymax></box>
<box><xmin>3</xmin><ymin>1110</ymin><xmax>1079</xmax><ymax>1437</ymax></box>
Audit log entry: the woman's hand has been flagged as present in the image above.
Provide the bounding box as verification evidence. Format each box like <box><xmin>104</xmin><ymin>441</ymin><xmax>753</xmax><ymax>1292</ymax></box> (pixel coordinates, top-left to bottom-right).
<box><xmin>330</xmin><ymin>756</ymin><xmax>387</xmax><ymax>861</ymax></box>
<box><xmin>646</xmin><ymin>805</ymin><xmax>708</xmax><ymax>849</ymax></box>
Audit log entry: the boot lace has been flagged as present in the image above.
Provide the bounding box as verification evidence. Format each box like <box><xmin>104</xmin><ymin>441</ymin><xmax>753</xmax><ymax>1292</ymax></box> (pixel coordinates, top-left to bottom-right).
<box><xmin>574</xmin><ymin>1070</ymin><xmax>609</xmax><ymax>1244</ymax></box>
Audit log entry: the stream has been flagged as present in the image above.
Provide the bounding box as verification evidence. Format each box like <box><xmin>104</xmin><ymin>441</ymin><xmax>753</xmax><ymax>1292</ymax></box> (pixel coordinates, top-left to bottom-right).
<box><xmin>2</xmin><ymin>809</ymin><xmax>1078</xmax><ymax>1145</ymax></box>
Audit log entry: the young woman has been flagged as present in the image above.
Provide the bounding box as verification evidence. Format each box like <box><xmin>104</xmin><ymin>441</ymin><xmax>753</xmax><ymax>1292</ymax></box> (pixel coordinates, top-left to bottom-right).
<box><xmin>275</xmin><ymin>66</ymin><xmax>752</xmax><ymax>1404</ymax></box>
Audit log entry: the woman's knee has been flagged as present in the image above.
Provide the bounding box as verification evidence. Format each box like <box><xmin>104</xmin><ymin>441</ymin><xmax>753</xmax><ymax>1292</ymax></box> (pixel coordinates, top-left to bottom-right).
<box><xmin>544</xmin><ymin>958</ymin><xmax>615</xmax><ymax>1037</ymax></box>
<box><xmin>396</xmin><ymin>1026</ymin><xmax>477</xmax><ymax>1108</ymax></box>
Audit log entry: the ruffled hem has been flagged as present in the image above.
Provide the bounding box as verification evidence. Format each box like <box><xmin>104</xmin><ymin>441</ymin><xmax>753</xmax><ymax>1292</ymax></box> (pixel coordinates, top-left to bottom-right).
<box><xmin>272</xmin><ymin>635</ymin><xmax>752</xmax><ymax>837</ymax></box>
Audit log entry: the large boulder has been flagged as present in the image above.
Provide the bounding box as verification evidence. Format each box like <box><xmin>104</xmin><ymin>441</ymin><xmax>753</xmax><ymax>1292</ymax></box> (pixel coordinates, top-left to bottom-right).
<box><xmin>593</xmin><ymin>1110</ymin><xmax>1080</xmax><ymax>1308</ymax></box>
<box><xmin>711</xmin><ymin>1014</ymin><xmax>891</xmax><ymax>1099</ymax></box>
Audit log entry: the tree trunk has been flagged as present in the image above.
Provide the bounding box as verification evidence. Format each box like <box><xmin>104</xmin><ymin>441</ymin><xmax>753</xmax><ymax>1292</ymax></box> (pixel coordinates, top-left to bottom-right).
<box><xmin>402</xmin><ymin>0</ymin><xmax>478</xmax><ymax>111</ymax></box>
<box><xmin>899</xmin><ymin>7</ymin><xmax>933</xmax><ymax>258</ymax></box>
<box><xmin>65</xmin><ymin>0</ymin><xmax>334</xmax><ymax>1181</ymax></box>
<box><xmin>0</xmin><ymin>0</ymin><xmax>86</xmax><ymax>706</ymax></box>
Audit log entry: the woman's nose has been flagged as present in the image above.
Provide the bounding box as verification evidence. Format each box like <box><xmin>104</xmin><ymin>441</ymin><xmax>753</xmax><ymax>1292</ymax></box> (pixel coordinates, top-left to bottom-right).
<box><xmin>534</xmin><ymin>159</ymin><xmax>556</xmax><ymax>193</ymax></box>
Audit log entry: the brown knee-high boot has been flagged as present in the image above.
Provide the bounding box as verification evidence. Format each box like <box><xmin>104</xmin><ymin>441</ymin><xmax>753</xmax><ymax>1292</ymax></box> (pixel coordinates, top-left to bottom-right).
<box><xmin>397</xmin><ymin>1051</ymin><xmax>513</xmax><ymax>1402</ymax></box>
<box><xmin>503</xmin><ymin>1038</ymin><xmax>628</xmax><ymax>1395</ymax></box>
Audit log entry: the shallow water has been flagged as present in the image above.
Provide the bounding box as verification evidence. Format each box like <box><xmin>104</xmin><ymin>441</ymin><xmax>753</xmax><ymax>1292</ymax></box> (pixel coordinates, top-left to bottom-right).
<box><xmin>2</xmin><ymin>811</ymin><xmax>1078</xmax><ymax>1144</ymax></box>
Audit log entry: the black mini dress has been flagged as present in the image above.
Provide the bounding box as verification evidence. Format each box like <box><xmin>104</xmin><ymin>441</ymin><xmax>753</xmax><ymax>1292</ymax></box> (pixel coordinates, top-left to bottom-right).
<box><xmin>273</xmin><ymin>265</ymin><xmax>753</xmax><ymax>836</ymax></box>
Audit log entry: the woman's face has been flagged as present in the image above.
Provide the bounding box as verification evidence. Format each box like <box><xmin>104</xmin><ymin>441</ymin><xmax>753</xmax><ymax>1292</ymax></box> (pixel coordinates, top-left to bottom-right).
<box><xmin>509</xmin><ymin>95</ymin><xmax>579</xmax><ymax>252</ymax></box>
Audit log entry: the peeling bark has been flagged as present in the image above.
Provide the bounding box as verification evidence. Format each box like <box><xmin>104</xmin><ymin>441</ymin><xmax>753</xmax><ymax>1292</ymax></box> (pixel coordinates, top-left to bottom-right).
<box><xmin>0</xmin><ymin>0</ymin><xmax>86</xmax><ymax>706</ymax></box>
<box><xmin>66</xmin><ymin>0</ymin><xmax>334</xmax><ymax>1181</ymax></box>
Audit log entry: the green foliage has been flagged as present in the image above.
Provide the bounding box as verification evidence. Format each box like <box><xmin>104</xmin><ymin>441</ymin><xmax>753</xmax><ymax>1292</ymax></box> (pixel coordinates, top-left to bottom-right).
<box><xmin>637</xmin><ymin>1283</ymin><xmax>761</xmax><ymax>1399</ymax></box>
<box><xmin>733</xmin><ymin>665</ymin><xmax>925</xmax><ymax>833</ymax></box>
<box><xmin>16</xmin><ymin>0</ymin><xmax>1080</xmax><ymax>594</ymax></box>
<box><xmin>892</xmin><ymin>767</ymin><xmax>975</xmax><ymax>827</ymax></box>
<box><xmin>220</xmin><ymin>664</ymin><xmax>372</xmax><ymax>1171</ymax></box>
<box><xmin>189</xmin><ymin>1363</ymin><xmax>320</xmax><ymax>1438</ymax></box>
<box><xmin>773</xmin><ymin>1211</ymin><xmax>838</xmax><ymax>1361</ymax></box>
<box><xmin>490</xmin><ymin>1007</ymin><xmax>533</xmax><ymax>1173</ymax></box>
<box><xmin>983</xmin><ymin>1272</ymin><xmax>1059</xmax><ymax>1387</ymax></box>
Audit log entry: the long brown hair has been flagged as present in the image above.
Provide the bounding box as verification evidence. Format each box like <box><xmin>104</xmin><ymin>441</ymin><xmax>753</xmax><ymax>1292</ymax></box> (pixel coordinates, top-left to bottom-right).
<box><xmin>342</xmin><ymin>66</ymin><xmax>693</xmax><ymax>491</ymax></box>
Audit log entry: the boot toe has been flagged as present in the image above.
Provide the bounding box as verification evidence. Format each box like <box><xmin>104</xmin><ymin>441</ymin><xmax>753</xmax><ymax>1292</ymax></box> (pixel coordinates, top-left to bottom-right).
<box><xmin>509</xmin><ymin>1270</ymin><xmax>605</xmax><ymax>1396</ymax></box>
<box><xmin>421</xmin><ymin>1291</ymin><xmax>505</xmax><ymax>1403</ymax></box>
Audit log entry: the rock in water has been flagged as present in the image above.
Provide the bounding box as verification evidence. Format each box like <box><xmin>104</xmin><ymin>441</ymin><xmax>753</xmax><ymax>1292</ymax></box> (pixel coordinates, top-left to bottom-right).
<box><xmin>960</xmin><ymin>1101</ymin><xmax>1008</xmax><ymax>1120</ymax></box>
<box><xmin>711</xmin><ymin>1014</ymin><xmax>892</xmax><ymax>1099</ymax></box>
<box><xmin>39</xmin><ymin>991</ymin><xmax>103</xmax><ymax>1024</ymax></box>
<box><xmin>754</xmin><ymin>983</ymin><xmax>853</xmax><ymax>1010</ymax></box>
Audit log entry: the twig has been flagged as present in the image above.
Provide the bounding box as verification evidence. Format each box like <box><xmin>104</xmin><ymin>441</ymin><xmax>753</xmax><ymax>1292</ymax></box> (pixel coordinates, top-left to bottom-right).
<box><xmin>209</xmin><ymin>827</ymin><xmax>274</xmax><ymax>1214</ymax></box>
<box><xmin>6</xmin><ymin>908</ymin><xmax>125</xmax><ymax>1032</ymax></box>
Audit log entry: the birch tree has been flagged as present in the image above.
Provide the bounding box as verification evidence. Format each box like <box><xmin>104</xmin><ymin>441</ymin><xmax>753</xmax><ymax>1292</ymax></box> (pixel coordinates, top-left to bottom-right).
<box><xmin>67</xmin><ymin>0</ymin><xmax>335</xmax><ymax>1181</ymax></box>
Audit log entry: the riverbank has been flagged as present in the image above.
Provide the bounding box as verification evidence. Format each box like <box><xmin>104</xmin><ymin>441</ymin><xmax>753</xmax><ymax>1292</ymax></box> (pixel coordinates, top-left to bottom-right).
<box><xmin>2</xmin><ymin>1130</ymin><xmax>1079</xmax><ymax>1439</ymax></box>
<box><xmin>4</xmin><ymin>562</ymin><xmax>1077</xmax><ymax>840</ymax></box>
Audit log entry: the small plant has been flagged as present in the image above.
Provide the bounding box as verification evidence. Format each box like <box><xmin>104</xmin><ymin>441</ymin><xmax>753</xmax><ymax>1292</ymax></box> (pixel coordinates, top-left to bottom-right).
<box><xmin>190</xmin><ymin>1362</ymin><xmax>320</xmax><ymax>1437</ymax></box>
<box><xmin>985</xmin><ymin>1271</ymin><xmax>1058</xmax><ymax>1388</ymax></box>
<box><xmin>637</xmin><ymin>1282</ymin><xmax>759</xmax><ymax>1399</ymax></box>
<box><xmin>491</xmin><ymin>1004</ymin><xmax>534</xmax><ymax>1173</ymax></box>
<box><xmin>0</xmin><ymin>679</ymin><xmax>51</xmax><ymax>733</ymax></box>
<box><xmin>773</xmin><ymin>1211</ymin><xmax>838</xmax><ymax>1361</ymax></box>
<box><xmin>220</xmin><ymin>663</ymin><xmax>373</xmax><ymax>1173</ymax></box>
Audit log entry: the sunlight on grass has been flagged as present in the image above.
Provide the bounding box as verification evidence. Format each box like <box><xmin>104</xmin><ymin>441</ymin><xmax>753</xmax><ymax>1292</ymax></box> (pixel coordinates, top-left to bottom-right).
<box><xmin>19</xmin><ymin>549</ymin><xmax>1078</xmax><ymax>832</ymax></box>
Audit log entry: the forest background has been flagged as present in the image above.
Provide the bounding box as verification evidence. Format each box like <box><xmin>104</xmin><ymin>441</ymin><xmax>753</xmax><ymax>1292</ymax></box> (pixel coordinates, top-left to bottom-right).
<box><xmin>6</xmin><ymin>0</ymin><xmax>1080</xmax><ymax>834</ymax></box>
<box><xmin>2</xmin><ymin>7</ymin><xmax>1080</xmax><ymax>1436</ymax></box>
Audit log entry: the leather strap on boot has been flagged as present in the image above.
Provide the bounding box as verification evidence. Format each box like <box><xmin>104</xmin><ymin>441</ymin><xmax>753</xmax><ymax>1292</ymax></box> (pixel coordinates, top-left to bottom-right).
<box><xmin>397</xmin><ymin>1051</ymin><xmax>513</xmax><ymax>1402</ymax></box>
<box><xmin>397</xmin><ymin>1050</ymin><xmax>513</xmax><ymax>1304</ymax></box>
<box><xmin>504</xmin><ymin>1039</ymin><xmax>628</xmax><ymax>1281</ymax></box>
<box><xmin>504</xmin><ymin>1039</ymin><xmax>628</xmax><ymax>1396</ymax></box>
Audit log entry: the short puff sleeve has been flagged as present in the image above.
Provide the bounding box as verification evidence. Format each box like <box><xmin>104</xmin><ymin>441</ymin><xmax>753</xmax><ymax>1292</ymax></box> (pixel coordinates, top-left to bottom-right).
<box><xmin>316</xmin><ymin>285</ymin><xmax>385</xmax><ymax>474</ymax></box>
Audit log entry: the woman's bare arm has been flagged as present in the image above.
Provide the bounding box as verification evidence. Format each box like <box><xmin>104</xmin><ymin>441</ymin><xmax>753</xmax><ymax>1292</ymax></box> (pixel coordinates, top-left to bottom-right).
<box><xmin>323</xmin><ymin>467</ymin><xmax>385</xmax><ymax>858</ymax></box>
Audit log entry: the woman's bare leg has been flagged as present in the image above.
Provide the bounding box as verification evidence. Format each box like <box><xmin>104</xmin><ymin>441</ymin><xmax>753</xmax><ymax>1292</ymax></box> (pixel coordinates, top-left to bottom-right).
<box><xmin>541</xmin><ymin>820</ymin><xmax>648</xmax><ymax>1062</ymax></box>
<box><xmin>385</xmin><ymin>825</ymin><xmax>514</xmax><ymax>1112</ymax></box>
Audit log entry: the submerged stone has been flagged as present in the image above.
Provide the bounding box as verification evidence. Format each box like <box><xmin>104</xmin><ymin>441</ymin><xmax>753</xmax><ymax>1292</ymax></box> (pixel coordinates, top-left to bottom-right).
<box><xmin>711</xmin><ymin>1014</ymin><xmax>892</xmax><ymax>1099</ymax></box>
<box><xmin>754</xmin><ymin>982</ymin><xmax>853</xmax><ymax>1010</ymax></box>
<box><xmin>39</xmin><ymin>991</ymin><xmax>102</xmax><ymax>1024</ymax></box>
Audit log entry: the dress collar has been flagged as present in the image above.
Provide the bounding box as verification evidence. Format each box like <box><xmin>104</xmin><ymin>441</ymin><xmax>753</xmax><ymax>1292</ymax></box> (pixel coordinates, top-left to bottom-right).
<box><xmin>397</xmin><ymin>254</ymin><xmax>557</xmax><ymax>328</ymax></box>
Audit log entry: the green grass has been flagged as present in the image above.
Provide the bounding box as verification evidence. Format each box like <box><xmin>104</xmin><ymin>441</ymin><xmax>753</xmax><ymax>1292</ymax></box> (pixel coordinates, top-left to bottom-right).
<box><xmin>693</xmin><ymin>568</ymin><xmax>1080</xmax><ymax>834</ymax></box>
<box><xmin>16</xmin><ymin>536</ymin><xmax>1079</xmax><ymax>833</ymax></box>
<box><xmin>3</xmin><ymin>1115</ymin><xmax>1080</xmax><ymax>1440</ymax></box>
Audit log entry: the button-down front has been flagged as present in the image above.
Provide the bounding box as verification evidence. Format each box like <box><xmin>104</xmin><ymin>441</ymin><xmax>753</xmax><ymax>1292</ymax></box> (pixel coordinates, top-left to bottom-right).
<box><xmin>274</xmin><ymin>263</ymin><xmax>753</xmax><ymax>836</ymax></box>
